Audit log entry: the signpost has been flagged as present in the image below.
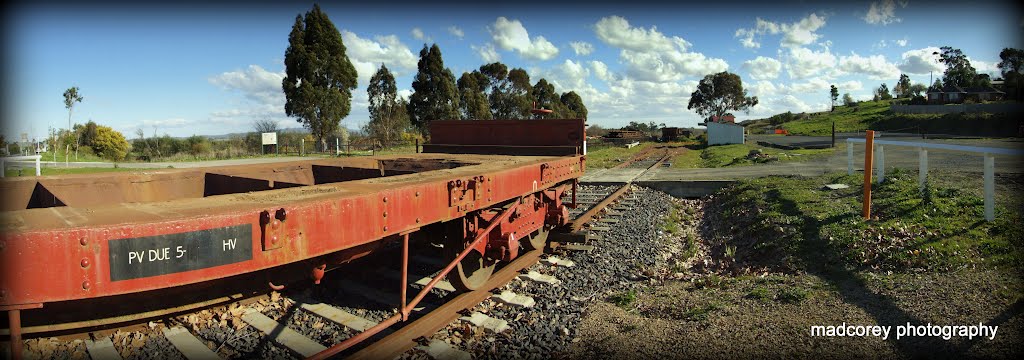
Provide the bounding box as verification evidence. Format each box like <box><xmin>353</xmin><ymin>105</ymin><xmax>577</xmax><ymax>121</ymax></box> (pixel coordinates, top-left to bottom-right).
<box><xmin>261</xmin><ymin>132</ymin><xmax>278</xmax><ymax>155</ymax></box>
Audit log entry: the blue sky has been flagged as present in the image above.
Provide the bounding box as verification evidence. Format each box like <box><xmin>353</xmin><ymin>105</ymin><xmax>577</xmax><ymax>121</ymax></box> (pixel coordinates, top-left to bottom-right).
<box><xmin>3</xmin><ymin>0</ymin><xmax>1021</xmax><ymax>140</ymax></box>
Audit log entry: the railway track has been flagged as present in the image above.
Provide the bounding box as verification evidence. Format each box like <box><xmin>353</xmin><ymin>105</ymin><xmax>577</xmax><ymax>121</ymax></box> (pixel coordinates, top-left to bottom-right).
<box><xmin>4</xmin><ymin>136</ymin><xmax>679</xmax><ymax>360</ymax></box>
<box><xmin>9</xmin><ymin>191</ymin><xmax>645</xmax><ymax>360</ymax></box>
<box><xmin>10</xmin><ymin>239</ymin><xmax>573</xmax><ymax>360</ymax></box>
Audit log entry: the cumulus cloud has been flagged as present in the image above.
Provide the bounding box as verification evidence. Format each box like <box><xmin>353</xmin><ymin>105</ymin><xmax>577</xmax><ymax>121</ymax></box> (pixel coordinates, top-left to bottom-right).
<box><xmin>209</xmin><ymin>65</ymin><xmax>286</xmax><ymax>105</ymax></box>
<box><xmin>864</xmin><ymin>0</ymin><xmax>907</xmax><ymax>25</ymax></box>
<box><xmin>473</xmin><ymin>43</ymin><xmax>501</xmax><ymax>63</ymax></box>
<box><xmin>970</xmin><ymin>58</ymin><xmax>1001</xmax><ymax>76</ymax></box>
<box><xmin>341</xmin><ymin>30</ymin><xmax>418</xmax><ymax>86</ymax></box>
<box><xmin>778</xmin><ymin>94</ymin><xmax>815</xmax><ymax>112</ymax></box>
<box><xmin>411</xmin><ymin>27</ymin><xmax>427</xmax><ymax>41</ymax></box>
<box><xmin>208</xmin><ymin>65</ymin><xmax>289</xmax><ymax>124</ymax></box>
<box><xmin>749</xmin><ymin>80</ymin><xmax>778</xmax><ymax>97</ymax></box>
<box><xmin>590</xmin><ymin>60</ymin><xmax>616</xmax><ymax>82</ymax></box>
<box><xmin>735</xmin><ymin>13</ymin><xmax>827</xmax><ymax>49</ymax></box>
<box><xmin>594</xmin><ymin>15</ymin><xmax>680</xmax><ymax>52</ymax></box>
<box><xmin>489</xmin><ymin>17</ymin><xmax>559</xmax><ymax>61</ymax></box>
<box><xmin>742</xmin><ymin>56</ymin><xmax>782</xmax><ymax>80</ymax></box>
<box><xmin>897</xmin><ymin>46</ymin><xmax>943</xmax><ymax>74</ymax></box>
<box><xmin>570</xmin><ymin>41</ymin><xmax>594</xmax><ymax>56</ymax></box>
<box><xmin>838</xmin><ymin>53</ymin><xmax>901</xmax><ymax>80</ymax></box>
<box><xmin>447</xmin><ymin>26</ymin><xmax>464</xmax><ymax>39</ymax></box>
<box><xmin>786</xmin><ymin>77</ymin><xmax>831</xmax><ymax>93</ymax></box>
<box><xmin>895</xmin><ymin>38</ymin><xmax>908</xmax><ymax>47</ymax></box>
<box><xmin>593</xmin><ymin>15</ymin><xmax>727</xmax><ymax>82</ymax></box>
<box><xmin>784</xmin><ymin>46</ymin><xmax>837</xmax><ymax>79</ymax></box>
<box><xmin>838</xmin><ymin>80</ymin><xmax>864</xmax><ymax>92</ymax></box>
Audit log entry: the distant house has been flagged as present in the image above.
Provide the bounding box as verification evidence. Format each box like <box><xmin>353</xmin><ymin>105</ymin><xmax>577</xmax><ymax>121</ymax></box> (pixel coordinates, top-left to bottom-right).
<box><xmin>927</xmin><ymin>83</ymin><xmax>1005</xmax><ymax>104</ymax></box>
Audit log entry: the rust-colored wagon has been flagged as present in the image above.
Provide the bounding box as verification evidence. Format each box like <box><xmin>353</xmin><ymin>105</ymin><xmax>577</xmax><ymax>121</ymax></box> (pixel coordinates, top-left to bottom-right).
<box><xmin>0</xmin><ymin>119</ymin><xmax>586</xmax><ymax>358</ymax></box>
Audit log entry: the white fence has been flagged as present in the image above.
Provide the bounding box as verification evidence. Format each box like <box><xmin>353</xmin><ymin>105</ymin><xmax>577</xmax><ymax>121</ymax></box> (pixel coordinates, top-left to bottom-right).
<box><xmin>0</xmin><ymin>155</ymin><xmax>42</xmax><ymax>177</ymax></box>
<box><xmin>891</xmin><ymin>104</ymin><xmax>1024</xmax><ymax>114</ymax></box>
<box><xmin>846</xmin><ymin>138</ymin><xmax>1024</xmax><ymax>221</ymax></box>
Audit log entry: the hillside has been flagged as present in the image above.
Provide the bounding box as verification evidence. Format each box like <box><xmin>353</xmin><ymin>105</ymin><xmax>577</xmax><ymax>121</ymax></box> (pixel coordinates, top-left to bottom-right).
<box><xmin>744</xmin><ymin>100</ymin><xmax>1022</xmax><ymax>137</ymax></box>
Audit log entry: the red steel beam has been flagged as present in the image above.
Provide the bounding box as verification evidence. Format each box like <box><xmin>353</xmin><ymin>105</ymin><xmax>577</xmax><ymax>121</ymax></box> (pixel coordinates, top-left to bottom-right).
<box><xmin>0</xmin><ymin>155</ymin><xmax>582</xmax><ymax>308</ymax></box>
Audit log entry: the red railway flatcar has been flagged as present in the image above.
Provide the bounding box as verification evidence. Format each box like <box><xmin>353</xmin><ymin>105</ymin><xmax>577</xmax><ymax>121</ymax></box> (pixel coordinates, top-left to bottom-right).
<box><xmin>0</xmin><ymin>119</ymin><xmax>586</xmax><ymax>356</ymax></box>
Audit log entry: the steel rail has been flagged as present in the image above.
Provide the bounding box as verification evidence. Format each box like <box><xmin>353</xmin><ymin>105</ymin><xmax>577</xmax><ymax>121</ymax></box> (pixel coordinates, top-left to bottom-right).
<box><xmin>348</xmin><ymin>248</ymin><xmax>542</xmax><ymax>360</ymax></box>
<box><xmin>307</xmin><ymin>200</ymin><xmax>522</xmax><ymax>360</ymax></box>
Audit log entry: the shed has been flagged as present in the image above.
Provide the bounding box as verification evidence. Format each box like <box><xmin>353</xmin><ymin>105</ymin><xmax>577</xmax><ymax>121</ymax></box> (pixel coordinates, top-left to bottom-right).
<box><xmin>706</xmin><ymin>122</ymin><xmax>745</xmax><ymax>145</ymax></box>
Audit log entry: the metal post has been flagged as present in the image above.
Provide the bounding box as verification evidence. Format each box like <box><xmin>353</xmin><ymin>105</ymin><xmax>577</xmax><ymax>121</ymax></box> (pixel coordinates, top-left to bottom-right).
<box><xmin>847</xmin><ymin>142</ymin><xmax>854</xmax><ymax>175</ymax></box>
<box><xmin>831</xmin><ymin>121</ymin><xmax>835</xmax><ymax>148</ymax></box>
<box><xmin>918</xmin><ymin>147</ymin><xmax>928</xmax><ymax>190</ymax></box>
<box><xmin>301</xmin><ymin>139</ymin><xmax>304</xmax><ymax>156</ymax></box>
<box><xmin>400</xmin><ymin>233</ymin><xmax>409</xmax><ymax>320</ymax></box>
<box><xmin>877</xmin><ymin>145</ymin><xmax>885</xmax><ymax>183</ymax></box>
<box><xmin>34</xmin><ymin>156</ymin><xmax>40</xmax><ymax>176</ymax></box>
<box><xmin>336</xmin><ymin>138</ymin><xmax>340</xmax><ymax>155</ymax></box>
<box><xmin>9</xmin><ymin>309</ymin><xmax>22</xmax><ymax>360</ymax></box>
<box><xmin>1</xmin><ymin>159</ymin><xmax>4</xmax><ymax>178</ymax></box>
<box><xmin>863</xmin><ymin>130</ymin><xmax>874</xmax><ymax>220</ymax></box>
<box><xmin>984</xmin><ymin>154</ymin><xmax>995</xmax><ymax>221</ymax></box>
<box><xmin>415</xmin><ymin>139</ymin><xmax>419</xmax><ymax>153</ymax></box>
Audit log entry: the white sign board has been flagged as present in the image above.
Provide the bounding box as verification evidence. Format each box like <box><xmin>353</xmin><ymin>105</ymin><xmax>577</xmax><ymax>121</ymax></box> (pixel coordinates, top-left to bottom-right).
<box><xmin>261</xmin><ymin>132</ymin><xmax>277</xmax><ymax>145</ymax></box>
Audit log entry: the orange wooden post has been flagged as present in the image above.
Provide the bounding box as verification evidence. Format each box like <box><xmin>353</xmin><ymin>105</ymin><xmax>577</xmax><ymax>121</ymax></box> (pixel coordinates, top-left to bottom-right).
<box><xmin>862</xmin><ymin>130</ymin><xmax>874</xmax><ymax>219</ymax></box>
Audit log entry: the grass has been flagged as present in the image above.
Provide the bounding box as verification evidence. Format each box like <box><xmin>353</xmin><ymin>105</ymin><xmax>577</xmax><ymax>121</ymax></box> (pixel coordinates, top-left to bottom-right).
<box><xmin>3</xmin><ymin>166</ymin><xmax>158</xmax><ymax>177</ymax></box>
<box><xmin>608</xmin><ymin>290</ymin><xmax>639</xmax><ymax>308</ymax></box>
<box><xmin>745</xmin><ymin>100</ymin><xmax>1021</xmax><ymax>136</ymax></box>
<box><xmin>33</xmin><ymin>146</ymin><xmax>108</xmax><ymax>163</ymax></box>
<box><xmin>706</xmin><ymin>168</ymin><xmax>1023</xmax><ymax>272</ymax></box>
<box><xmin>669</xmin><ymin>142</ymin><xmax>835</xmax><ymax>168</ymax></box>
<box><xmin>585</xmin><ymin>142</ymin><xmax>653</xmax><ymax>169</ymax></box>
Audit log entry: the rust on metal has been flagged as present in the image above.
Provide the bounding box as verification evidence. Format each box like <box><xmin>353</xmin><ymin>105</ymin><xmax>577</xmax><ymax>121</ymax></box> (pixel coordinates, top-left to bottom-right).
<box><xmin>347</xmin><ymin>249</ymin><xmax>542</xmax><ymax>360</ymax></box>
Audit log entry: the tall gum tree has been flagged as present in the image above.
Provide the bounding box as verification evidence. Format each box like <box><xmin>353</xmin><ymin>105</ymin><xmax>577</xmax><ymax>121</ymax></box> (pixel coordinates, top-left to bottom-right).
<box><xmin>408</xmin><ymin>44</ymin><xmax>460</xmax><ymax>134</ymax></box>
<box><xmin>282</xmin><ymin>4</ymin><xmax>358</xmax><ymax>151</ymax></box>
<box><xmin>687</xmin><ymin>71</ymin><xmax>758</xmax><ymax>122</ymax></box>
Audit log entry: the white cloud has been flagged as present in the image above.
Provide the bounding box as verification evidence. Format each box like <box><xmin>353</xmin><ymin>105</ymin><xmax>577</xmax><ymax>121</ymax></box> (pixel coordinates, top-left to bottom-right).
<box><xmin>781</xmin><ymin>13</ymin><xmax>827</xmax><ymax>47</ymax></box>
<box><xmin>593</xmin><ymin>16</ymin><xmax>727</xmax><ymax>82</ymax></box>
<box><xmin>749</xmin><ymin>80</ymin><xmax>778</xmax><ymax>97</ymax></box>
<box><xmin>784</xmin><ymin>77</ymin><xmax>831</xmax><ymax>93</ymax></box>
<box><xmin>489</xmin><ymin>17</ymin><xmax>559</xmax><ymax>61</ymax></box>
<box><xmin>594</xmin><ymin>15</ymin><xmax>679</xmax><ymax>52</ymax></box>
<box><xmin>784</xmin><ymin>46</ymin><xmax>837</xmax><ymax>79</ymax></box>
<box><xmin>779</xmin><ymin>94</ymin><xmax>815</xmax><ymax>112</ymax></box>
<box><xmin>742</xmin><ymin>56</ymin><xmax>782</xmax><ymax>80</ymax></box>
<box><xmin>207</xmin><ymin>65</ymin><xmax>291</xmax><ymax>126</ymax></box>
<box><xmin>544</xmin><ymin>59</ymin><xmax>591</xmax><ymax>90</ymax></box>
<box><xmin>447</xmin><ymin>26</ymin><xmax>464</xmax><ymax>39</ymax></box>
<box><xmin>970</xmin><ymin>58</ymin><xmax>1000</xmax><ymax>75</ymax></box>
<box><xmin>209</xmin><ymin>65</ymin><xmax>286</xmax><ymax>106</ymax></box>
<box><xmin>341</xmin><ymin>30</ymin><xmax>418</xmax><ymax>86</ymax></box>
<box><xmin>838</xmin><ymin>80</ymin><xmax>864</xmax><ymax>92</ymax></box>
<box><xmin>838</xmin><ymin>53</ymin><xmax>901</xmax><ymax>80</ymax></box>
<box><xmin>570</xmin><ymin>41</ymin><xmax>594</xmax><ymax>56</ymax></box>
<box><xmin>736</xmin><ymin>13</ymin><xmax>827</xmax><ymax>49</ymax></box>
<box><xmin>590</xmin><ymin>60</ymin><xmax>616</xmax><ymax>82</ymax></box>
<box><xmin>864</xmin><ymin>0</ymin><xmax>906</xmax><ymax>25</ymax></box>
<box><xmin>895</xmin><ymin>38</ymin><xmax>908</xmax><ymax>47</ymax></box>
<box><xmin>473</xmin><ymin>43</ymin><xmax>501</xmax><ymax>63</ymax></box>
<box><xmin>897</xmin><ymin>46</ymin><xmax>943</xmax><ymax>74</ymax></box>
<box><xmin>411</xmin><ymin>27</ymin><xmax>427</xmax><ymax>41</ymax></box>
<box><xmin>397</xmin><ymin>89</ymin><xmax>413</xmax><ymax>101</ymax></box>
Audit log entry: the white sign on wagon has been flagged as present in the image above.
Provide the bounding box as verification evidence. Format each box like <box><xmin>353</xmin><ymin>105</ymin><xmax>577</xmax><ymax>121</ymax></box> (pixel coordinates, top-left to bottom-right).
<box><xmin>261</xmin><ymin>132</ymin><xmax>277</xmax><ymax>145</ymax></box>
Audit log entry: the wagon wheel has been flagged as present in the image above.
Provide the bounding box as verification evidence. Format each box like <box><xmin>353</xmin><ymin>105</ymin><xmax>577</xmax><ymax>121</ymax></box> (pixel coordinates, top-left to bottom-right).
<box><xmin>445</xmin><ymin>242</ymin><xmax>496</xmax><ymax>291</ymax></box>
<box><xmin>523</xmin><ymin>227</ymin><xmax>550</xmax><ymax>251</ymax></box>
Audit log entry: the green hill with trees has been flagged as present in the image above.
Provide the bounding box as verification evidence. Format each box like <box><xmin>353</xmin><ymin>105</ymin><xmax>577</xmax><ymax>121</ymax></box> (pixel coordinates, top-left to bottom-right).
<box><xmin>744</xmin><ymin>100</ymin><xmax>1021</xmax><ymax>137</ymax></box>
